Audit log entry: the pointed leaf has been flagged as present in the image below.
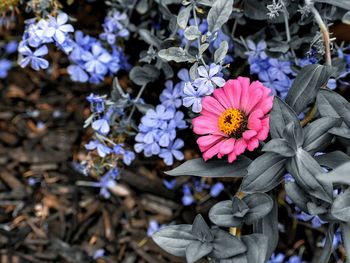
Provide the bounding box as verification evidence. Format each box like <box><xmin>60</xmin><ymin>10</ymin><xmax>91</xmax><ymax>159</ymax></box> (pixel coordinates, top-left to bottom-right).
<box><xmin>315</xmin><ymin>151</ymin><xmax>350</xmax><ymax>169</ymax></box>
<box><xmin>209</xmin><ymin>200</ymin><xmax>244</xmax><ymax>227</ymax></box>
<box><xmin>240</xmin><ymin>234</ymin><xmax>269</xmax><ymax>263</ymax></box>
<box><xmin>303</xmin><ymin>117</ymin><xmax>342</xmax><ymax>154</ymax></box>
<box><xmin>252</xmin><ymin>196</ymin><xmax>279</xmax><ymax>261</ymax></box>
<box><xmin>210</xmin><ymin>229</ymin><xmax>247</xmax><ymax>259</ymax></box>
<box><xmin>241</xmin><ymin>153</ymin><xmax>286</xmax><ymax>193</ymax></box>
<box><xmin>317</xmin><ymin>161</ymin><xmax>350</xmax><ymax>185</ymax></box>
<box><xmin>177</xmin><ymin>5</ymin><xmax>191</xmax><ymax>29</ymax></box>
<box><xmin>262</xmin><ymin>138</ymin><xmax>295</xmax><ymax>157</ymax></box>
<box><xmin>341</xmin><ymin>223</ymin><xmax>350</xmax><ymax>263</ymax></box>
<box><xmin>152</xmin><ymin>224</ymin><xmax>195</xmax><ymax>257</ymax></box>
<box><xmin>207</xmin><ymin>0</ymin><xmax>233</xmax><ymax>33</ymax></box>
<box><xmin>286</xmin><ymin>64</ymin><xmax>335</xmax><ymax>114</ymax></box>
<box><xmin>270</xmin><ymin>97</ymin><xmax>299</xmax><ymax>139</ymax></box>
<box><xmin>331</xmin><ymin>188</ymin><xmax>350</xmax><ymax>222</ymax></box>
<box><xmin>317</xmin><ymin>89</ymin><xmax>350</xmax><ymax>127</ymax></box>
<box><xmin>186</xmin><ymin>241</ymin><xmax>213</xmax><ymax>263</ymax></box>
<box><xmin>191</xmin><ymin>214</ymin><xmax>213</xmax><ymax>241</ymax></box>
<box><xmin>214</xmin><ymin>41</ymin><xmax>229</xmax><ymax>64</ymax></box>
<box><xmin>243</xmin><ymin>193</ymin><xmax>274</xmax><ymax>225</ymax></box>
<box><xmin>318</xmin><ymin>224</ymin><xmax>335</xmax><ymax>263</ymax></box>
<box><xmin>165</xmin><ymin>156</ymin><xmax>251</xmax><ymax>177</ymax></box>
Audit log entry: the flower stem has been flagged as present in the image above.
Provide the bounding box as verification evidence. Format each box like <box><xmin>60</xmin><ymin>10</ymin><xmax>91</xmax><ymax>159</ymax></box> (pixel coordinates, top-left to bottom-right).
<box><xmin>127</xmin><ymin>84</ymin><xmax>147</xmax><ymax>123</ymax></box>
<box><xmin>301</xmin><ymin>4</ymin><xmax>332</xmax><ymax>126</ymax></box>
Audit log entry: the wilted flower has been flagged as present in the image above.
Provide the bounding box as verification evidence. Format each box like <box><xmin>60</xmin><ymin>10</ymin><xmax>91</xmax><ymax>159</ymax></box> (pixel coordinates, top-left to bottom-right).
<box><xmin>192</xmin><ymin>77</ymin><xmax>273</xmax><ymax>162</ymax></box>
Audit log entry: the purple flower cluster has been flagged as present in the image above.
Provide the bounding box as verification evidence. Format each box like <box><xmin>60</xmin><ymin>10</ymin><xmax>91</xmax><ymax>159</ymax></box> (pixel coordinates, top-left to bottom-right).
<box><xmin>135</xmin><ymin>79</ymin><xmax>188</xmax><ymax>166</ymax></box>
<box><xmin>67</xmin><ymin>30</ymin><xmax>128</xmax><ymax>84</ymax></box>
<box><xmin>267</xmin><ymin>253</ymin><xmax>305</xmax><ymax>263</ymax></box>
<box><xmin>163</xmin><ymin>178</ymin><xmax>224</xmax><ymax>206</ymax></box>
<box><xmin>99</xmin><ymin>11</ymin><xmax>129</xmax><ymax>45</ymax></box>
<box><xmin>246</xmin><ymin>40</ymin><xmax>294</xmax><ymax>99</ymax></box>
<box><xmin>182</xmin><ymin>63</ymin><xmax>225</xmax><ymax>113</ymax></box>
<box><xmin>18</xmin><ymin>13</ymin><xmax>74</xmax><ymax>71</ymax></box>
<box><xmin>85</xmin><ymin>93</ymin><xmax>135</xmax><ymax>166</ymax></box>
<box><xmin>18</xmin><ymin>11</ymin><xmax>129</xmax><ymax>84</ymax></box>
<box><xmin>0</xmin><ymin>40</ymin><xmax>17</xmax><ymax>78</ymax></box>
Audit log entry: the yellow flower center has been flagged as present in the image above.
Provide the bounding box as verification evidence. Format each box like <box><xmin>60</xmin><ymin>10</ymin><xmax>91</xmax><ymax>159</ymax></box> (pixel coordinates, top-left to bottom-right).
<box><xmin>218</xmin><ymin>108</ymin><xmax>246</xmax><ymax>137</ymax></box>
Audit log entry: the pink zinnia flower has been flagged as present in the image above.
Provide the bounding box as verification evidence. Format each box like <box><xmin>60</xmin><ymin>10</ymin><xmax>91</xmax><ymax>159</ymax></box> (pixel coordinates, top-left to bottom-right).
<box><xmin>192</xmin><ymin>77</ymin><xmax>273</xmax><ymax>163</ymax></box>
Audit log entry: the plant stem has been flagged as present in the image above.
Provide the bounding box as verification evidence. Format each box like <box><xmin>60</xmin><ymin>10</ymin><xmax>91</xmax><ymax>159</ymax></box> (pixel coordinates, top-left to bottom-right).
<box><xmin>126</xmin><ymin>84</ymin><xmax>147</xmax><ymax>123</ymax></box>
<box><xmin>301</xmin><ymin>4</ymin><xmax>332</xmax><ymax>126</ymax></box>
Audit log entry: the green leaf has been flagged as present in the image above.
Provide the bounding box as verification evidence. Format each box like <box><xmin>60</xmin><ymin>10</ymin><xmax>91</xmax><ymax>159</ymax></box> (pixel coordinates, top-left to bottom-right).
<box><xmin>252</xmin><ymin>196</ymin><xmax>278</xmax><ymax>261</ymax></box>
<box><xmin>314</xmin><ymin>151</ymin><xmax>350</xmax><ymax>169</ymax></box>
<box><xmin>317</xmin><ymin>89</ymin><xmax>350</xmax><ymax>127</ymax></box>
<box><xmin>210</xmin><ymin>228</ymin><xmax>247</xmax><ymax>259</ymax></box>
<box><xmin>186</xmin><ymin>241</ymin><xmax>213</xmax><ymax>263</ymax></box>
<box><xmin>207</xmin><ymin>0</ymin><xmax>234</xmax><ymax>33</ymax></box>
<box><xmin>314</xmin><ymin>0</ymin><xmax>350</xmax><ymax>10</ymax></box>
<box><xmin>158</xmin><ymin>47</ymin><xmax>196</xmax><ymax>63</ymax></box>
<box><xmin>129</xmin><ymin>65</ymin><xmax>160</xmax><ymax>86</ymax></box>
<box><xmin>318</xmin><ymin>224</ymin><xmax>335</xmax><ymax>263</ymax></box>
<box><xmin>184</xmin><ymin>25</ymin><xmax>201</xmax><ymax>40</ymax></box>
<box><xmin>287</xmin><ymin>149</ymin><xmax>333</xmax><ymax>203</ymax></box>
<box><xmin>240</xmin><ymin>153</ymin><xmax>286</xmax><ymax>193</ymax></box>
<box><xmin>269</xmin><ymin>97</ymin><xmax>299</xmax><ymax>139</ymax></box>
<box><xmin>177</xmin><ymin>5</ymin><xmax>191</xmax><ymax>29</ymax></box>
<box><xmin>285</xmin><ymin>181</ymin><xmax>310</xmax><ymax>213</ymax></box>
<box><xmin>285</xmin><ymin>64</ymin><xmax>335</xmax><ymax>114</ymax></box>
<box><xmin>152</xmin><ymin>224</ymin><xmax>195</xmax><ymax>257</ymax></box>
<box><xmin>240</xmin><ymin>234</ymin><xmax>269</xmax><ymax>263</ymax></box>
<box><xmin>331</xmin><ymin>188</ymin><xmax>350</xmax><ymax>222</ymax></box>
<box><xmin>165</xmin><ymin>156</ymin><xmax>251</xmax><ymax>177</ymax></box>
<box><xmin>317</xmin><ymin>161</ymin><xmax>350</xmax><ymax>186</ymax></box>
<box><xmin>214</xmin><ymin>41</ymin><xmax>229</xmax><ymax>64</ymax></box>
<box><xmin>303</xmin><ymin>117</ymin><xmax>342</xmax><ymax>155</ymax></box>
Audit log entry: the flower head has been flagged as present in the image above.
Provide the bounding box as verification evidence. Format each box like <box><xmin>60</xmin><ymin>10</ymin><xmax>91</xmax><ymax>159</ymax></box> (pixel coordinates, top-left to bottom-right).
<box><xmin>192</xmin><ymin>77</ymin><xmax>273</xmax><ymax>162</ymax></box>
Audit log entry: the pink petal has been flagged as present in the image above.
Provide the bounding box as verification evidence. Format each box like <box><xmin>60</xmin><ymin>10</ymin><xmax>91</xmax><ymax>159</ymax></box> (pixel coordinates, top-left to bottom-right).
<box><xmin>247</xmin><ymin>138</ymin><xmax>259</xmax><ymax>151</ymax></box>
<box><xmin>192</xmin><ymin>116</ymin><xmax>223</xmax><ymax>135</ymax></box>
<box><xmin>203</xmin><ymin>140</ymin><xmax>226</xmax><ymax>161</ymax></box>
<box><xmin>234</xmin><ymin>139</ymin><xmax>247</xmax><ymax>156</ymax></box>
<box><xmin>228</xmin><ymin>151</ymin><xmax>237</xmax><ymax>163</ymax></box>
<box><xmin>197</xmin><ymin>135</ymin><xmax>223</xmax><ymax>152</ymax></box>
<box><xmin>243</xmin><ymin>130</ymin><xmax>257</xmax><ymax>140</ymax></box>
<box><xmin>238</xmin><ymin>77</ymin><xmax>251</xmax><ymax>112</ymax></box>
<box><xmin>245</xmin><ymin>83</ymin><xmax>263</xmax><ymax>114</ymax></box>
<box><xmin>202</xmin><ymin>96</ymin><xmax>226</xmax><ymax>116</ymax></box>
<box><xmin>213</xmin><ymin>88</ymin><xmax>231</xmax><ymax>109</ymax></box>
<box><xmin>219</xmin><ymin>138</ymin><xmax>235</xmax><ymax>155</ymax></box>
<box><xmin>247</xmin><ymin>110</ymin><xmax>264</xmax><ymax>131</ymax></box>
<box><xmin>223</xmin><ymin>79</ymin><xmax>241</xmax><ymax>109</ymax></box>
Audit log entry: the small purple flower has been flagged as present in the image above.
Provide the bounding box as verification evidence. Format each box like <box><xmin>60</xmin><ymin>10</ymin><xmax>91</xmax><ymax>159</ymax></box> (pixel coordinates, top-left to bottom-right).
<box><xmin>141</xmin><ymin>105</ymin><xmax>174</xmax><ymax>128</ymax></box>
<box><xmin>5</xmin><ymin>40</ymin><xmax>18</xmax><ymax>54</ymax></box>
<box><xmin>85</xmin><ymin>140</ymin><xmax>112</xmax><ymax>157</ymax></box>
<box><xmin>93</xmin><ymin>249</ymin><xmax>105</xmax><ymax>260</ymax></box>
<box><xmin>0</xmin><ymin>59</ymin><xmax>12</xmax><ymax>78</ymax></box>
<box><xmin>163</xmin><ymin>179</ymin><xmax>176</xmax><ymax>190</ymax></box>
<box><xmin>160</xmin><ymin>80</ymin><xmax>183</xmax><ymax>110</ymax></box>
<box><xmin>92</xmin><ymin>118</ymin><xmax>110</xmax><ymax>135</ymax></box>
<box><xmin>82</xmin><ymin>44</ymin><xmax>111</xmax><ymax>75</ymax></box>
<box><xmin>18</xmin><ymin>45</ymin><xmax>49</xmax><ymax>71</ymax></box>
<box><xmin>267</xmin><ymin>253</ymin><xmax>285</xmax><ymax>263</ymax></box>
<box><xmin>67</xmin><ymin>65</ymin><xmax>89</xmax><ymax>82</ymax></box>
<box><xmin>210</xmin><ymin>182</ymin><xmax>224</xmax><ymax>197</ymax></box>
<box><xmin>182</xmin><ymin>81</ymin><xmax>206</xmax><ymax>113</ymax></box>
<box><xmin>286</xmin><ymin>255</ymin><xmax>305</xmax><ymax>263</ymax></box>
<box><xmin>268</xmin><ymin>58</ymin><xmax>292</xmax><ymax>81</ymax></box>
<box><xmin>123</xmin><ymin>150</ymin><xmax>135</xmax><ymax>165</ymax></box>
<box><xmin>159</xmin><ymin>139</ymin><xmax>184</xmax><ymax>166</ymax></box>
<box><xmin>245</xmin><ymin>40</ymin><xmax>267</xmax><ymax>59</ymax></box>
<box><xmin>147</xmin><ymin>220</ymin><xmax>163</xmax><ymax>236</ymax></box>
<box><xmin>182</xmin><ymin>184</ymin><xmax>195</xmax><ymax>206</ymax></box>
<box><xmin>193</xmin><ymin>63</ymin><xmax>225</xmax><ymax>95</ymax></box>
<box><xmin>45</xmin><ymin>13</ymin><xmax>74</xmax><ymax>44</ymax></box>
